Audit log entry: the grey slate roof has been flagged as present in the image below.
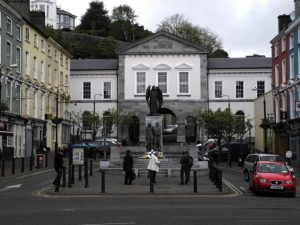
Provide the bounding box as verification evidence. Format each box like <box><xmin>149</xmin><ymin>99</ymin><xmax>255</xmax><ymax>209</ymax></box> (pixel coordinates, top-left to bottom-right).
<box><xmin>71</xmin><ymin>59</ymin><xmax>118</xmax><ymax>71</ymax></box>
<box><xmin>207</xmin><ymin>57</ymin><xmax>271</xmax><ymax>69</ymax></box>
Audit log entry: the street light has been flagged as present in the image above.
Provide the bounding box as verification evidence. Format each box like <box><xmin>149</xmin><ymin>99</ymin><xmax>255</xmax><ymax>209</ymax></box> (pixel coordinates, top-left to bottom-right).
<box><xmin>221</xmin><ymin>94</ymin><xmax>230</xmax><ymax>112</ymax></box>
<box><xmin>30</xmin><ymin>121</ymin><xmax>36</xmax><ymax>171</ymax></box>
<box><xmin>259</xmin><ymin>96</ymin><xmax>270</xmax><ymax>153</ymax></box>
<box><xmin>93</xmin><ymin>93</ymin><xmax>102</xmax><ymax>141</ymax></box>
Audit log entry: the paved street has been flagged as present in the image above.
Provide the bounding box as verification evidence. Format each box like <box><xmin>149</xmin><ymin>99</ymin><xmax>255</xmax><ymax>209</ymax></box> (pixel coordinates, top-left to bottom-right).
<box><xmin>1</xmin><ymin>157</ymin><xmax>300</xmax><ymax>225</ymax></box>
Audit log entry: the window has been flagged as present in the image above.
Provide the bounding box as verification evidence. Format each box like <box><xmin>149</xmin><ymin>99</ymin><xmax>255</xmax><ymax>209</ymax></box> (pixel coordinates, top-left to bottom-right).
<box><xmin>290</xmin><ymin>54</ymin><xmax>295</xmax><ymax>78</ymax></box>
<box><xmin>16</xmin><ymin>85</ymin><xmax>21</xmax><ymax>113</ymax></box>
<box><xmin>25</xmin><ymin>28</ymin><xmax>30</xmax><ymax>41</ymax></box>
<box><xmin>289</xmin><ymin>34</ymin><xmax>294</xmax><ymax>50</ymax></box>
<box><xmin>16</xmin><ymin>47</ymin><xmax>21</xmax><ymax>73</ymax></box>
<box><xmin>41</xmin><ymin>61</ymin><xmax>45</xmax><ymax>82</ymax></box>
<box><xmin>6</xmin><ymin>81</ymin><xmax>11</xmax><ymax>110</ymax></box>
<box><xmin>60</xmin><ymin>53</ymin><xmax>63</xmax><ymax>66</ymax></box>
<box><xmin>282</xmin><ymin>37</ymin><xmax>286</xmax><ymax>52</ymax></box>
<box><xmin>157</xmin><ymin>72</ymin><xmax>167</xmax><ymax>93</ymax></box>
<box><xmin>6</xmin><ymin>17</ymin><xmax>12</xmax><ymax>34</ymax></box>
<box><xmin>257</xmin><ymin>81</ymin><xmax>265</xmax><ymax>97</ymax></box>
<box><xmin>282</xmin><ymin>60</ymin><xmax>286</xmax><ymax>83</ymax></box>
<box><xmin>236</xmin><ymin>81</ymin><xmax>244</xmax><ymax>98</ymax></box>
<box><xmin>275</xmin><ymin>43</ymin><xmax>279</xmax><ymax>57</ymax></box>
<box><xmin>41</xmin><ymin>39</ymin><xmax>45</xmax><ymax>51</ymax></box>
<box><xmin>103</xmin><ymin>82</ymin><xmax>111</xmax><ymax>99</ymax></box>
<box><xmin>179</xmin><ymin>72</ymin><xmax>189</xmax><ymax>94</ymax></box>
<box><xmin>34</xmin><ymin>92</ymin><xmax>37</xmax><ymax>117</ymax></box>
<box><xmin>54</xmin><ymin>50</ymin><xmax>57</xmax><ymax>61</ymax></box>
<box><xmin>48</xmin><ymin>45</ymin><xmax>51</xmax><ymax>57</ymax></box>
<box><xmin>60</xmin><ymin>72</ymin><xmax>63</xmax><ymax>86</ymax></box>
<box><xmin>16</xmin><ymin>25</ymin><xmax>21</xmax><ymax>41</ymax></box>
<box><xmin>34</xmin><ymin>33</ymin><xmax>38</xmax><ymax>47</ymax></box>
<box><xmin>25</xmin><ymin>51</ymin><xmax>30</xmax><ymax>75</ymax></box>
<box><xmin>48</xmin><ymin>65</ymin><xmax>51</xmax><ymax>83</ymax></box>
<box><xmin>83</xmin><ymin>82</ymin><xmax>91</xmax><ymax>99</ymax></box>
<box><xmin>0</xmin><ymin>12</ymin><xmax>1</xmax><ymax>29</ymax></box>
<box><xmin>275</xmin><ymin>64</ymin><xmax>279</xmax><ymax>86</ymax></box>
<box><xmin>33</xmin><ymin>57</ymin><xmax>37</xmax><ymax>79</ymax></box>
<box><xmin>136</xmin><ymin>72</ymin><xmax>146</xmax><ymax>94</ymax></box>
<box><xmin>39</xmin><ymin>4</ymin><xmax>45</xmax><ymax>12</ymax></box>
<box><xmin>0</xmin><ymin>35</ymin><xmax>1</xmax><ymax>64</ymax></box>
<box><xmin>65</xmin><ymin>58</ymin><xmax>69</xmax><ymax>69</ymax></box>
<box><xmin>25</xmin><ymin>88</ymin><xmax>30</xmax><ymax>115</ymax></box>
<box><xmin>215</xmin><ymin>81</ymin><xmax>222</xmax><ymax>98</ymax></box>
<box><xmin>6</xmin><ymin>41</ymin><xmax>12</xmax><ymax>65</ymax></box>
<box><xmin>60</xmin><ymin>15</ymin><xmax>64</xmax><ymax>22</ymax></box>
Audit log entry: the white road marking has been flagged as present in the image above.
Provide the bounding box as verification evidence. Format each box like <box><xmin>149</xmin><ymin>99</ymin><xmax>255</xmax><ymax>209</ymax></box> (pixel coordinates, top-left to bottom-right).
<box><xmin>83</xmin><ymin>223</ymin><xmax>135</xmax><ymax>225</ymax></box>
<box><xmin>0</xmin><ymin>184</ymin><xmax>22</xmax><ymax>192</ymax></box>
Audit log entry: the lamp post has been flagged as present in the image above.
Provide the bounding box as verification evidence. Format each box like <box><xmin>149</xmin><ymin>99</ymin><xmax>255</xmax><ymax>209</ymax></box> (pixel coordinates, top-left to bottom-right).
<box><xmin>93</xmin><ymin>94</ymin><xmax>102</xmax><ymax>141</ymax></box>
<box><xmin>260</xmin><ymin>96</ymin><xmax>270</xmax><ymax>153</ymax></box>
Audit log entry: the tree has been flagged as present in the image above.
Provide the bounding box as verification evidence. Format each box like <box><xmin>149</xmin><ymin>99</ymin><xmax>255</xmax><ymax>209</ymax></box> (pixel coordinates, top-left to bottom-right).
<box><xmin>157</xmin><ymin>13</ymin><xmax>222</xmax><ymax>53</ymax></box>
<box><xmin>78</xmin><ymin>1</ymin><xmax>110</xmax><ymax>35</ymax></box>
<box><xmin>209</xmin><ymin>49</ymin><xmax>229</xmax><ymax>58</ymax></box>
<box><xmin>110</xmin><ymin>4</ymin><xmax>137</xmax><ymax>42</ymax></box>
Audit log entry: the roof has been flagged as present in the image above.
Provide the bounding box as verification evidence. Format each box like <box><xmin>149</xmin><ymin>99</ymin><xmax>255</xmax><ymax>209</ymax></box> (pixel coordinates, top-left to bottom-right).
<box><xmin>207</xmin><ymin>57</ymin><xmax>271</xmax><ymax>69</ymax></box>
<box><xmin>71</xmin><ymin>59</ymin><xmax>118</xmax><ymax>71</ymax></box>
<box><xmin>57</xmin><ymin>8</ymin><xmax>76</xmax><ymax>18</ymax></box>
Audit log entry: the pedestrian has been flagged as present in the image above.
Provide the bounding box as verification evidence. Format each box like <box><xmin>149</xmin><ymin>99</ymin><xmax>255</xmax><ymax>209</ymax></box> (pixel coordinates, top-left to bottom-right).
<box><xmin>147</xmin><ymin>150</ymin><xmax>160</xmax><ymax>184</ymax></box>
<box><xmin>180</xmin><ymin>151</ymin><xmax>192</xmax><ymax>185</ymax></box>
<box><xmin>123</xmin><ymin>150</ymin><xmax>134</xmax><ymax>185</ymax></box>
<box><xmin>285</xmin><ymin>149</ymin><xmax>292</xmax><ymax>166</ymax></box>
<box><xmin>52</xmin><ymin>148</ymin><xmax>64</xmax><ymax>192</ymax></box>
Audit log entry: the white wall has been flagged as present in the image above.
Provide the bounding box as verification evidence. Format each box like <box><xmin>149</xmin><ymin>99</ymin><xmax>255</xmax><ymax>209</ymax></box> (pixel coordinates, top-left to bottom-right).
<box><xmin>124</xmin><ymin>54</ymin><xmax>202</xmax><ymax>100</ymax></box>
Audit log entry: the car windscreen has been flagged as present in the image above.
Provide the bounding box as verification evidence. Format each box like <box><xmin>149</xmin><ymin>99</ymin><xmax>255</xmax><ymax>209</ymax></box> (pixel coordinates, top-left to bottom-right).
<box><xmin>257</xmin><ymin>164</ymin><xmax>288</xmax><ymax>173</ymax></box>
<box><xmin>260</xmin><ymin>155</ymin><xmax>284</xmax><ymax>162</ymax></box>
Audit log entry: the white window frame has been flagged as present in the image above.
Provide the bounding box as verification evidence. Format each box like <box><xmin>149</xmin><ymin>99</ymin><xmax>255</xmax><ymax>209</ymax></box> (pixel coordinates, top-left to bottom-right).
<box><xmin>83</xmin><ymin>82</ymin><xmax>91</xmax><ymax>99</ymax></box>
<box><xmin>236</xmin><ymin>81</ymin><xmax>244</xmax><ymax>98</ymax></box>
<box><xmin>6</xmin><ymin>17</ymin><xmax>12</xmax><ymax>35</ymax></box>
<box><xmin>282</xmin><ymin>59</ymin><xmax>286</xmax><ymax>83</ymax></box>
<box><xmin>16</xmin><ymin>47</ymin><xmax>21</xmax><ymax>73</ymax></box>
<box><xmin>6</xmin><ymin>41</ymin><xmax>12</xmax><ymax>65</ymax></box>
<box><xmin>282</xmin><ymin>37</ymin><xmax>286</xmax><ymax>52</ymax></box>
<box><xmin>25</xmin><ymin>88</ymin><xmax>30</xmax><ymax>115</ymax></box>
<box><xmin>290</xmin><ymin>33</ymin><xmax>294</xmax><ymax>50</ymax></box>
<box><xmin>34</xmin><ymin>92</ymin><xmax>37</xmax><ymax>118</ymax></box>
<box><xmin>275</xmin><ymin>64</ymin><xmax>279</xmax><ymax>86</ymax></box>
<box><xmin>157</xmin><ymin>72</ymin><xmax>168</xmax><ymax>94</ymax></box>
<box><xmin>135</xmin><ymin>71</ymin><xmax>147</xmax><ymax>95</ymax></box>
<box><xmin>33</xmin><ymin>56</ymin><xmax>38</xmax><ymax>79</ymax></box>
<box><xmin>25</xmin><ymin>51</ymin><xmax>30</xmax><ymax>75</ymax></box>
<box><xmin>0</xmin><ymin>11</ymin><xmax>1</xmax><ymax>29</ymax></box>
<box><xmin>25</xmin><ymin>27</ymin><xmax>30</xmax><ymax>42</ymax></box>
<box><xmin>275</xmin><ymin>42</ymin><xmax>279</xmax><ymax>57</ymax></box>
<box><xmin>41</xmin><ymin>94</ymin><xmax>45</xmax><ymax>119</ymax></box>
<box><xmin>103</xmin><ymin>82</ymin><xmax>111</xmax><ymax>100</ymax></box>
<box><xmin>41</xmin><ymin>61</ymin><xmax>45</xmax><ymax>82</ymax></box>
<box><xmin>214</xmin><ymin>81</ymin><xmax>223</xmax><ymax>98</ymax></box>
<box><xmin>290</xmin><ymin>54</ymin><xmax>295</xmax><ymax>78</ymax></box>
<box><xmin>298</xmin><ymin>27</ymin><xmax>300</xmax><ymax>44</ymax></box>
<box><xmin>6</xmin><ymin>81</ymin><xmax>12</xmax><ymax>110</ymax></box>
<box><xmin>0</xmin><ymin>35</ymin><xmax>2</xmax><ymax>64</ymax></box>
<box><xmin>34</xmin><ymin>33</ymin><xmax>38</xmax><ymax>47</ymax></box>
<box><xmin>16</xmin><ymin>25</ymin><xmax>22</xmax><ymax>41</ymax></box>
<box><xmin>41</xmin><ymin>39</ymin><xmax>45</xmax><ymax>52</ymax></box>
<box><xmin>178</xmin><ymin>71</ymin><xmax>190</xmax><ymax>95</ymax></box>
<box><xmin>257</xmin><ymin>81</ymin><xmax>265</xmax><ymax>97</ymax></box>
<box><xmin>48</xmin><ymin>65</ymin><xmax>51</xmax><ymax>83</ymax></box>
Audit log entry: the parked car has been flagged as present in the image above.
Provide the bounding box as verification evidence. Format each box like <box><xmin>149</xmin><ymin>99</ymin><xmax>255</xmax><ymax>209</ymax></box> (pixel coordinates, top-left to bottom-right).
<box><xmin>249</xmin><ymin>161</ymin><xmax>296</xmax><ymax>197</ymax></box>
<box><xmin>197</xmin><ymin>139</ymin><xmax>217</xmax><ymax>150</ymax></box>
<box><xmin>204</xmin><ymin>145</ymin><xmax>229</xmax><ymax>162</ymax></box>
<box><xmin>95</xmin><ymin>138</ymin><xmax>122</xmax><ymax>147</ymax></box>
<box><xmin>243</xmin><ymin>153</ymin><xmax>285</xmax><ymax>181</ymax></box>
<box><xmin>163</xmin><ymin>124</ymin><xmax>177</xmax><ymax>134</ymax></box>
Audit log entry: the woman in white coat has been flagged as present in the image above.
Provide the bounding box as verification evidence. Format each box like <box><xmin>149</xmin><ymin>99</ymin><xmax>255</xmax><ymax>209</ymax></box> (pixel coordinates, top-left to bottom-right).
<box><xmin>147</xmin><ymin>150</ymin><xmax>160</xmax><ymax>184</ymax></box>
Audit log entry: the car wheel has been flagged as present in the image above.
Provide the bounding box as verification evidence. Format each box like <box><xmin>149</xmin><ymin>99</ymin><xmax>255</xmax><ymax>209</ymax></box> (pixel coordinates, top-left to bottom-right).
<box><xmin>252</xmin><ymin>184</ymin><xmax>258</xmax><ymax>195</ymax></box>
<box><xmin>244</xmin><ymin>170</ymin><xmax>249</xmax><ymax>182</ymax></box>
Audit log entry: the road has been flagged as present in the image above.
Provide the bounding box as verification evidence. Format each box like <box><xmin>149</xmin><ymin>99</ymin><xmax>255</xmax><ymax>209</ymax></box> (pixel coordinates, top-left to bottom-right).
<box><xmin>0</xmin><ymin>166</ymin><xmax>299</xmax><ymax>225</ymax></box>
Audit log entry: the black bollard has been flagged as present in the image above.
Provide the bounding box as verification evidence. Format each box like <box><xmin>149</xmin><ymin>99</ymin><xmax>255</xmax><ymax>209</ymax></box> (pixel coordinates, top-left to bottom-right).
<box><xmin>1</xmin><ymin>160</ymin><xmax>5</xmax><ymax>177</ymax></box>
<box><xmin>78</xmin><ymin>165</ymin><xmax>82</xmax><ymax>181</ymax></box>
<box><xmin>150</xmin><ymin>172</ymin><xmax>154</xmax><ymax>193</ymax></box>
<box><xmin>45</xmin><ymin>154</ymin><xmax>48</xmax><ymax>167</ymax></box>
<box><xmin>71</xmin><ymin>165</ymin><xmax>75</xmax><ymax>184</ymax></box>
<box><xmin>68</xmin><ymin>166</ymin><xmax>72</xmax><ymax>188</ymax></box>
<box><xmin>84</xmin><ymin>158</ymin><xmax>89</xmax><ymax>188</ymax></box>
<box><xmin>101</xmin><ymin>170</ymin><xmax>105</xmax><ymax>193</ymax></box>
<box><xmin>12</xmin><ymin>158</ymin><xmax>15</xmax><ymax>175</ymax></box>
<box><xmin>89</xmin><ymin>159</ymin><xmax>93</xmax><ymax>176</ymax></box>
<box><xmin>193</xmin><ymin>171</ymin><xmax>197</xmax><ymax>193</ymax></box>
<box><xmin>62</xmin><ymin>167</ymin><xmax>66</xmax><ymax>187</ymax></box>
<box><xmin>21</xmin><ymin>157</ymin><xmax>25</xmax><ymax>173</ymax></box>
<box><xmin>218</xmin><ymin>169</ymin><xmax>222</xmax><ymax>192</ymax></box>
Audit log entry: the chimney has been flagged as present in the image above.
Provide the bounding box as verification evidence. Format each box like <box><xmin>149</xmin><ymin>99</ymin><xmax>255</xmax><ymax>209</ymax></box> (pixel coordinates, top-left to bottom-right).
<box><xmin>295</xmin><ymin>0</ymin><xmax>300</xmax><ymax>18</ymax></box>
<box><xmin>278</xmin><ymin>14</ymin><xmax>291</xmax><ymax>32</ymax></box>
<box><xmin>30</xmin><ymin>11</ymin><xmax>46</xmax><ymax>32</ymax></box>
<box><xmin>4</xmin><ymin>0</ymin><xmax>30</xmax><ymax>20</ymax></box>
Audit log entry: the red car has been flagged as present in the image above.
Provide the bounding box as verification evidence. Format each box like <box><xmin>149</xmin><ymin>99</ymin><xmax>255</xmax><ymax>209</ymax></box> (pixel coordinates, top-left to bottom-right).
<box><xmin>249</xmin><ymin>161</ymin><xmax>296</xmax><ymax>197</ymax></box>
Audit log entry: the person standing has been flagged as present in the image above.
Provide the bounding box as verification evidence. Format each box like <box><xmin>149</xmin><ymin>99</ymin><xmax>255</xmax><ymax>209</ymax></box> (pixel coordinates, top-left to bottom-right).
<box><xmin>286</xmin><ymin>149</ymin><xmax>292</xmax><ymax>166</ymax></box>
<box><xmin>180</xmin><ymin>151</ymin><xmax>191</xmax><ymax>185</ymax></box>
<box><xmin>147</xmin><ymin>150</ymin><xmax>160</xmax><ymax>184</ymax></box>
<box><xmin>123</xmin><ymin>150</ymin><xmax>134</xmax><ymax>185</ymax></box>
<box><xmin>52</xmin><ymin>149</ymin><xmax>64</xmax><ymax>192</ymax></box>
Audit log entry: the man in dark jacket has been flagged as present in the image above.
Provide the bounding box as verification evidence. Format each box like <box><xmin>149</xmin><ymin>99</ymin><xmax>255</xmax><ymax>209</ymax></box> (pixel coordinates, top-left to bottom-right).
<box><xmin>123</xmin><ymin>150</ymin><xmax>134</xmax><ymax>185</ymax></box>
<box><xmin>52</xmin><ymin>149</ymin><xmax>64</xmax><ymax>192</ymax></box>
<box><xmin>180</xmin><ymin>151</ymin><xmax>191</xmax><ymax>185</ymax></box>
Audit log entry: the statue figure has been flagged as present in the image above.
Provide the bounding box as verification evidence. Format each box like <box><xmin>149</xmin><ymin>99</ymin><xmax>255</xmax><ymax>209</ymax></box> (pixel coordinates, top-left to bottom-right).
<box><xmin>153</xmin><ymin>122</ymin><xmax>161</xmax><ymax>149</ymax></box>
<box><xmin>146</xmin><ymin>86</ymin><xmax>163</xmax><ymax>115</ymax></box>
<box><xmin>145</xmin><ymin>123</ymin><xmax>154</xmax><ymax>151</ymax></box>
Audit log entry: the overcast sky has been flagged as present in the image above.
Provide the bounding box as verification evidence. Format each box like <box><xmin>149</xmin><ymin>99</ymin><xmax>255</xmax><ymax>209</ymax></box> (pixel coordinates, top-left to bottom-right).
<box><xmin>57</xmin><ymin>0</ymin><xmax>293</xmax><ymax>58</ymax></box>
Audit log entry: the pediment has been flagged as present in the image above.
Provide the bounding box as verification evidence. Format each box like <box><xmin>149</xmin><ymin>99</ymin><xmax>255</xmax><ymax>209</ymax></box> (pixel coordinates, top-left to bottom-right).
<box><xmin>132</xmin><ymin>64</ymin><xmax>150</xmax><ymax>70</ymax></box>
<box><xmin>118</xmin><ymin>30</ymin><xmax>208</xmax><ymax>55</ymax></box>
<box><xmin>175</xmin><ymin>63</ymin><xmax>193</xmax><ymax>70</ymax></box>
<box><xmin>153</xmin><ymin>63</ymin><xmax>171</xmax><ymax>70</ymax></box>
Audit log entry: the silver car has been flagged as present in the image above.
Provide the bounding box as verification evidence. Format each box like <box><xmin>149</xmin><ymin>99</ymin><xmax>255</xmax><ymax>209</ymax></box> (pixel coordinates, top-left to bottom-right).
<box><xmin>243</xmin><ymin>153</ymin><xmax>285</xmax><ymax>181</ymax></box>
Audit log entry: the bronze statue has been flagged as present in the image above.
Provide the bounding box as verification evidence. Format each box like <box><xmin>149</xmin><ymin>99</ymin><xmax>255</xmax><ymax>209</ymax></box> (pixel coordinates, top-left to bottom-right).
<box><xmin>146</xmin><ymin>86</ymin><xmax>163</xmax><ymax>115</ymax></box>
